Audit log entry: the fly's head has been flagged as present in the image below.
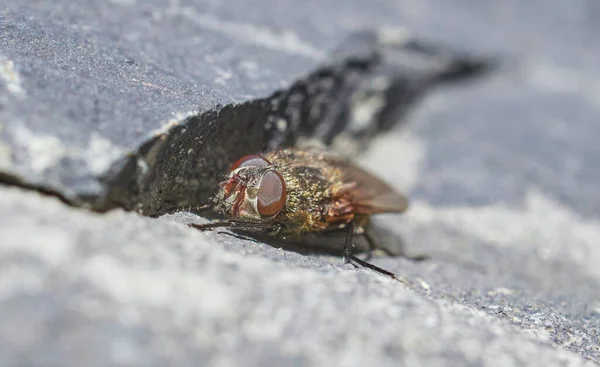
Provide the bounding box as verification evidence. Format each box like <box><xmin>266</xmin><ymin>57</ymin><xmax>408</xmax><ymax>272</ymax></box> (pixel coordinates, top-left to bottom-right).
<box><xmin>212</xmin><ymin>155</ymin><xmax>287</xmax><ymax>222</ymax></box>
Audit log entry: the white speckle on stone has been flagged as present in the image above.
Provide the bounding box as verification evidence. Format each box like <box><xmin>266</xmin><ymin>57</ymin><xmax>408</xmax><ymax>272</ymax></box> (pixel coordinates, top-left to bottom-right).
<box><xmin>148</xmin><ymin>110</ymin><xmax>198</xmax><ymax>136</ymax></box>
<box><xmin>418</xmin><ymin>278</ymin><xmax>431</xmax><ymax>291</ymax></box>
<box><xmin>275</xmin><ymin>118</ymin><xmax>287</xmax><ymax>132</ymax></box>
<box><xmin>350</xmin><ymin>92</ymin><xmax>386</xmax><ymax>130</ymax></box>
<box><xmin>11</xmin><ymin>126</ymin><xmax>123</xmax><ymax>175</ymax></box>
<box><xmin>12</xmin><ymin>125</ymin><xmax>68</xmax><ymax>173</ymax></box>
<box><xmin>136</xmin><ymin>156</ymin><xmax>149</xmax><ymax>174</ymax></box>
<box><xmin>82</xmin><ymin>133</ymin><xmax>125</xmax><ymax>175</ymax></box>
<box><xmin>378</xmin><ymin>26</ymin><xmax>410</xmax><ymax>46</ymax></box>
<box><xmin>377</xmin><ymin>26</ymin><xmax>410</xmax><ymax>45</ymax></box>
<box><xmin>0</xmin><ymin>59</ymin><xmax>25</xmax><ymax>96</ymax></box>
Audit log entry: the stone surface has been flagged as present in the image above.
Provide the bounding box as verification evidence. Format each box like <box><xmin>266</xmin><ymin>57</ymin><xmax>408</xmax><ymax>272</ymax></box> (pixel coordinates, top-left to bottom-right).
<box><xmin>0</xmin><ymin>0</ymin><xmax>315</xmax><ymax>202</ymax></box>
<box><xmin>0</xmin><ymin>1</ymin><xmax>489</xmax><ymax>214</ymax></box>
<box><xmin>0</xmin><ymin>186</ymin><xmax>596</xmax><ymax>367</ymax></box>
<box><xmin>1</xmin><ymin>0</ymin><xmax>600</xmax><ymax>366</ymax></box>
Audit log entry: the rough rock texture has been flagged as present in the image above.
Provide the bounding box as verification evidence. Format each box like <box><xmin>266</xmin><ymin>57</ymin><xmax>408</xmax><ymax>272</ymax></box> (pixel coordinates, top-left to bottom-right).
<box><xmin>1</xmin><ymin>0</ymin><xmax>600</xmax><ymax>366</ymax></box>
<box><xmin>0</xmin><ymin>186</ymin><xmax>597</xmax><ymax>367</ymax></box>
<box><xmin>0</xmin><ymin>1</ymin><xmax>490</xmax><ymax>215</ymax></box>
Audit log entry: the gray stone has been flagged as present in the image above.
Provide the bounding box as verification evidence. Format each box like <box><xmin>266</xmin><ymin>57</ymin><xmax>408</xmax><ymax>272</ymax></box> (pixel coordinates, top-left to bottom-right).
<box><xmin>1</xmin><ymin>0</ymin><xmax>600</xmax><ymax>366</ymax></box>
<box><xmin>0</xmin><ymin>186</ymin><xmax>596</xmax><ymax>367</ymax></box>
<box><xmin>0</xmin><ymin>0</ymin><xmax>489</xmax><ymax>214</ymax></box>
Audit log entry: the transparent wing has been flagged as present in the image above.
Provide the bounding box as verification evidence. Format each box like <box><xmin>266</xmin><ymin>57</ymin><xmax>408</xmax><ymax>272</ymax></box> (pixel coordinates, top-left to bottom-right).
<box><xmin>324</xmin><ymin>156</ymin><xmax>409</xmax><ymax>214</ymax></box>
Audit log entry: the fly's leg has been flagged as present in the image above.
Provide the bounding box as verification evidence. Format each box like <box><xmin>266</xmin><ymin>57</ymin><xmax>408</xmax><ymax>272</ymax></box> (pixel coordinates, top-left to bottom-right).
<box><xmin>342</xmin><ymin>220</ymin><xmax>355</xmax><ymax>262</ymax></box>
<box><xmin>189</xmin><ymin>220</ymin><xmax>280</xmax><ymax>234</ymax></box>
<box><xmin>189</xmin><ymin>221</ymin><xmax>233</xmax><ymax>230</ymax></box>
<box><xmin>348</xmin><ymin>254</ymin><xmax>401</xmax><ymax>282</ymax></box>
<box><xmin>343</xmin><ymin>221</ymin><xmax>402</xmax><ymax>282</ymax></box>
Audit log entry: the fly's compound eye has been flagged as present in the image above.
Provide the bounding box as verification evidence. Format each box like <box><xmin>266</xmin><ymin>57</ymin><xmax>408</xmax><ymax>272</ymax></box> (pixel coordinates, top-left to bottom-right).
<box><xmin>231</xmin><ymin>155</ymin><xmax>272</xmax><ymax>171</ymax></box>
<box><xmin>257</xmin><ymin>170</ymin><xmax>286</xmax><ymax>217</ymax></box>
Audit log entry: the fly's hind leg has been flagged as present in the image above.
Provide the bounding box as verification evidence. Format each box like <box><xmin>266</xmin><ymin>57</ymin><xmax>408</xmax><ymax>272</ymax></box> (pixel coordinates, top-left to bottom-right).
<box><xmin>343</xmin><ymin>221</ymin><xmax>402</xmax><ymax>282</ymax></box>
<box><xmin>342</xmin><ymin>220</ymin><xmax>355</xmax><ymax>262</ymax></box>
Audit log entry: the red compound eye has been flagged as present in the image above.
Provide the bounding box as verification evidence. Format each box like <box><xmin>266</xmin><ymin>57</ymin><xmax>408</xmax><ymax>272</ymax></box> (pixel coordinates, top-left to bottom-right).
<box><xmin>230</xmin><ymin>155</ymin><xmax>272</xmax><ymax>171</ymax></box>
<box><xmin>257</xmin><ymin>170</ymin><xmax>286</xmax><ymax>217</ymax></box>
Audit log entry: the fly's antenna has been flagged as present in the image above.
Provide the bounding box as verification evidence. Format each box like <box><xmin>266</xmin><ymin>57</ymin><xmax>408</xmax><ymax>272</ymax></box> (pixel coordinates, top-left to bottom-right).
<box><xmin>213</xmin><ymin>169</ymin><xmax>228</xmax><ymax>179</ymax></box>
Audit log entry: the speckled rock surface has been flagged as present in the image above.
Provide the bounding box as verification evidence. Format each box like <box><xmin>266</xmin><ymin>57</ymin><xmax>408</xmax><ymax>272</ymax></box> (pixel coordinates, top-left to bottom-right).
<box><xmin>1</xmin><ymin>0</ymin><xmax>600</xmax><ymax>366</ymax></box>
<box><xmin>0</xmin><ymin>186</ymin><xmax>597</xmax><ymax>367</ymax></box>
<box><xmin>0</xmin><ymin>0</ymin><xmax>490</xmax><ymax>213</ymax></box>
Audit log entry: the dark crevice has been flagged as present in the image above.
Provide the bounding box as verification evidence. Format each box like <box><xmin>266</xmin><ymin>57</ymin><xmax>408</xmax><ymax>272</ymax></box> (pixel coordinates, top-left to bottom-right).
<box><xmin>0</xmin><ymin>30</ymin><xmax>495</xmax><ymax>217</ymax></box>
<box><xmin>0</xmin><ymin>172</ymin><xmax>84</xmax><ymax>208</ymax></box>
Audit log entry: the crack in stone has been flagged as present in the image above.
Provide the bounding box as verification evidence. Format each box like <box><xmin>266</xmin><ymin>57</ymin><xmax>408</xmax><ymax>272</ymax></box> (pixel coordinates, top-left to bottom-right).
<box><xmin>0</xmin><ymin>30</ymin><xmax>494</xmax><ymax>217</ymax></box>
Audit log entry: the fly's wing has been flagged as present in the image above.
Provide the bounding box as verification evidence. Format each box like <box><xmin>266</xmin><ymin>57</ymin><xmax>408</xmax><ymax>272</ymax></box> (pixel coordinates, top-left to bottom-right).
<box><xmin>324</xmin><ymin>156</ymin><xmax>409</xmax><ymax>214</ymax></box>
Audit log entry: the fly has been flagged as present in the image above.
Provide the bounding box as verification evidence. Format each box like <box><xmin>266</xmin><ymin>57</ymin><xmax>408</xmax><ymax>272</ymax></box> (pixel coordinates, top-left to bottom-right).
<box><xmin>189</xmin><ymin>148</ymin><xmax>409</xmax><ymax>281</ymax></box>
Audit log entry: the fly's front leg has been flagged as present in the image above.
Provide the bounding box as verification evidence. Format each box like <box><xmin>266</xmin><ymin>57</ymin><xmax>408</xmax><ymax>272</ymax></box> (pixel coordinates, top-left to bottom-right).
<box><xmin>189</xmin><ymin>220</ymin><xmax>281</xmax><ymax>234</ymax></box>
<box><xmin>188</xmin><ymin>221</ymin><xmax>233</xmax><ymax>231</ymax></box>
<box><xmin>189</xmin><ymin>220</ymin><xmax>282</xmax><ymax>245</ymax></box>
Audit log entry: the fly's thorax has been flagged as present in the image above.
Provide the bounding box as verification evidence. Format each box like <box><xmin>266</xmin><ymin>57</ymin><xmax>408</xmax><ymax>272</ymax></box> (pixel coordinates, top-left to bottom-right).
<box><xmin>269</xmin><ymin>158</ymin><xmax>346</xmax><ymax>233</ymax></box>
